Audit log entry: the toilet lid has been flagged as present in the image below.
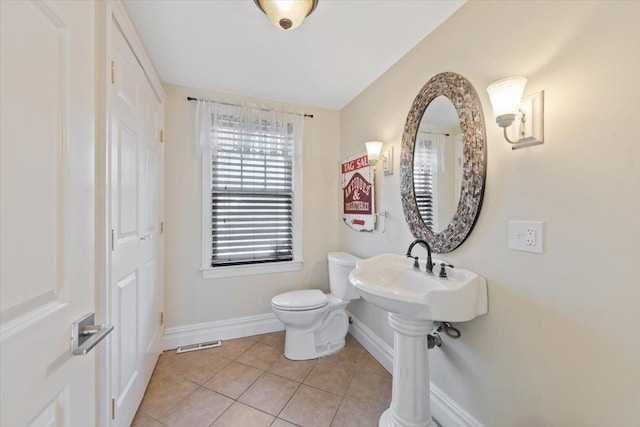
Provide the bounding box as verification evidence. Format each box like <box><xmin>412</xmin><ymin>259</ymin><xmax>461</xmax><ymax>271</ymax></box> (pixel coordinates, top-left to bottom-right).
<box><xmin>272</xmin><ymin>290</ymin><xmax>328</xmax><ymax>311</ymax></box>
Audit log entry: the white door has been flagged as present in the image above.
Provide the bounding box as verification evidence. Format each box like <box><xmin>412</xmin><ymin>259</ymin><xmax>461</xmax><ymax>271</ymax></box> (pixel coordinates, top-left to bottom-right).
<box><xmin>108</xmin><ymin>20</ymin><xmax>164</xmax><ymax>427</ymax></box>
<box><xmin>0</xmin><ymin>1</ymin><xmax>98</xmax><ymax>426</ymax></box>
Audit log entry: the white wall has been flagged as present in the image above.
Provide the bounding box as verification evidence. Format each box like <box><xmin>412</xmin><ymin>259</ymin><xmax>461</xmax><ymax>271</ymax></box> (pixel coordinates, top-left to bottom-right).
<box><xmin>163</xmin><ymin>83</ymin><xmax>341</xmax><ymax>328</ymax></box>
<box><xmin>340</xmin><ymin>2</ymin><xmax>640</xmax><ymax>426</ymax></box>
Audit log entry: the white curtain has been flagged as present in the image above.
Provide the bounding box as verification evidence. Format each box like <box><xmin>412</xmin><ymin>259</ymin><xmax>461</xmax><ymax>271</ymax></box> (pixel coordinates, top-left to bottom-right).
<box><xmin>194</xmin><ymin>99</ymin><xmax>214</xmax><ymax>155</ymax></box>
<box><xmin>454</xmin><ymin>133</ymin><xmax>464</xmax><ymax>205</ymax></box>
<box><xmin>194</xmin><ymin>99</ymin><xmax>304</xmax><ymax>157</ymax></box>
<box><xmin>432</xmin><ymin>133</ymin><xmax>446</xmax><ymax>173</ymax></box>
<box><xmin>416</xmin><ymin>131</ymin><xmax>446</xmax><ymax>173</ymax></box>
<box><xmin>414</xmin><ymin>137</ymin><xmax>431</xmax><ymax>178</ymax></box>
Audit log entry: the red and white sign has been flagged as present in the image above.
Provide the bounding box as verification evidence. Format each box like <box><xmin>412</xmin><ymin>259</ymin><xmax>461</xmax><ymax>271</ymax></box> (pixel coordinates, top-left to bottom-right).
<box><xmin>342</xmin><ymin>153</ymin><xmax>375</xmax><ymax>231</ymax></box>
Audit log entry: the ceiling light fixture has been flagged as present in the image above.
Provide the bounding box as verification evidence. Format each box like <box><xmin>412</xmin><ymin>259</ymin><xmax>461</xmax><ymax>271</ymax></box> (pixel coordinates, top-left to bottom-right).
<box><xmin>254</xmin><ymin>0</ymin><xmax>319</xmax><ymax>31</ymax></box>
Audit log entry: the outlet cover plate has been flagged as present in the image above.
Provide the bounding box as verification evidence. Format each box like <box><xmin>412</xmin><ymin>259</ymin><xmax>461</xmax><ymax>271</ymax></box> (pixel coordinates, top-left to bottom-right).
<box><xmin>383</xmin><ymin>146</ymin><xmax>394</xmax><ymax>176</ymax></box>
<box><xmin>509</xmin><ymin>220</ymin><xmax>544</xmax><ymax>253</ymax></box>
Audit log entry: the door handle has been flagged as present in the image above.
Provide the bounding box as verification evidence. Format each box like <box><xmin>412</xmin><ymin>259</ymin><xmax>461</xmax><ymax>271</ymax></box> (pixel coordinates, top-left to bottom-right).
<box><xmin>139</xmin><ymin>234</ymin><xmax>151</xmax><ymax>241</ymax></box>
<box><xmin>81</xmin><ymin>325</ymin><xmax>104</xmax><ymax>336</ymax></box>
<box><xmin>71</xmin><ymin>312</ymin><xmax>114</xmax><ymax>356</ymax></box>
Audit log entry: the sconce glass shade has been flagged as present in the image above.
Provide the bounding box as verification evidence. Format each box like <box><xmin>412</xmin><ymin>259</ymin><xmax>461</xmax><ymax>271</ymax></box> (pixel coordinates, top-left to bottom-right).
<box><xmin>365</xmin><ymin>141</ymin><xmax>383</xmax><ymax>166</ymax></box>
<box><xmin>254</xmin><ymin>0</ymin><xmax>318</xmax><ymax>31</ymax></box>
<box><xmin>487</xmin><ymin>77</ymin><xmax>527</xmax><ymax>127</ymax></box>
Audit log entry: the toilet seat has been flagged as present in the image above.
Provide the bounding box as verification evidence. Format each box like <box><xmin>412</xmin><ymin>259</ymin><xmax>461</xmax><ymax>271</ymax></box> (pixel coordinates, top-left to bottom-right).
<box><xmin>272</xmin><ymin>289</ymin><xmax>327</xmax><ymax>311</ymax></box>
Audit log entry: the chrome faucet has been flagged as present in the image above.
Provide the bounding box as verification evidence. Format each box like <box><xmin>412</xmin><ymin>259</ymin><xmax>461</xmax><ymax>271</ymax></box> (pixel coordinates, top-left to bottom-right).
<box><xmin>406</xmin><ymin>239</ymin><xmax>434</xmax><ymax>275</ymax></box>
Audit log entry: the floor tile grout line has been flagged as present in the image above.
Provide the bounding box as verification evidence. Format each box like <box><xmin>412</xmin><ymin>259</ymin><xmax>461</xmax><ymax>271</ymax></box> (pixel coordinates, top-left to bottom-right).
<box><xmin>270</xmin><ymin>417</ymin><xmax>302</xmax><ymax>427</ymax></box>
<box><xmin>329</xmin><ymin>397</ymin><xmax>347</xmax><ymax>427</ymax></box>
<box><xmin>200</xmin><ymin>367</ymin><xmax>302</xmax><ymax>427</ymax></box>
<box><xmin>145</xmin><ymin>362</ymin><xmax>202</xmax><ymax>415</ymax></box>
<box><xmin>138</xmin><ymin>408</ymin><xmax>163</xmax><ymax>425</ymax></box>
<box><xmin>328</xmin><ymin>367</ymin><xmax>358</xmax><ymax>427</ymax></box>
<box><xmin>237</xmin><ymin>400</ymin><xmax>284</xmax><ymax>422</ymax></box>
<box><xmin>265</xmin><ymin>359</ymin><xmax>317</xmax><ymax>384</ymax></box>
<box><xmin>206</xmin><ymin>399</ymin><xmax>233</xmax><ymax>427</ymax></box>
<box><xmin>154</xmin><ymin>383</ymin><xmax>201</xmax><ymax>423</ymax></box>
<box><xmin>299</xmin><ymin>359</ymin><xmax>318</xmax><ymax>383</ymax></box>
<box><xmin>235</xmin><ymin>369</ymin><xmax>301</xmax><ymax>419</ymax></box>
<box><xmin>273</xmin><ymin>377</ymin><xmax>304</xmax><ymax>423</ymax></box>
<box><xmin>298</xmin><ymin>381</ymin><xmax>347</xmax><ymax>399</ymax></box>
<box><xmin>234</xmin><ymin>368</ymin><xmax>271</xmax><ymax>402</ymax></box>
<box><xmin>276</xmin><ymin>381</ymin><xmax>347</xmax><ymax>427</ymax></box>
<box><xmin>328</xmin><ymin>391</ymin><xmax>346</xmax><ymax>427</ymax></box>
<box><xmin>201</xmin><ymin>359</ymin><xmax>267</xmax><ymax>400</ymax></box>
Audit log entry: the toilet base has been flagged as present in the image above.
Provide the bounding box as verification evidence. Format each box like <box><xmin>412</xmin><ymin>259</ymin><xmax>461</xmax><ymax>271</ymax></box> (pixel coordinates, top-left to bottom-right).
<box><xmin>284</xmin><ymin>331</ymin><xmax>345</xmax><ymax>360</ymax></box>
<box><xmin>280</xmin><ymin>303</ymin><xmax>350</xmax><ymax>361</ymax></box>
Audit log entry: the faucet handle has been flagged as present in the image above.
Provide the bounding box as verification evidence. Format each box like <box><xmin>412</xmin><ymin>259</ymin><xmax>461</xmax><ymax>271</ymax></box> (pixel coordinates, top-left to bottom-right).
<box><xmin>412</xmin><ymin>257</ymin><xmax>420</xmax><ymax>270</ymax></box>
<box><xmin>438</xmin><ymin>262</ymin><xmax>454</xmax><ymax>278</ymax></box>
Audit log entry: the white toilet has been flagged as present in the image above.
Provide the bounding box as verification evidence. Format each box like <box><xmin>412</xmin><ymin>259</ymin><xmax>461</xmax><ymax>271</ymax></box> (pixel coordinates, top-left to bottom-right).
<box><xmin>271</xmin><ymin>252</ymin><xmax>361</xmax><ymax>360</ymax></box>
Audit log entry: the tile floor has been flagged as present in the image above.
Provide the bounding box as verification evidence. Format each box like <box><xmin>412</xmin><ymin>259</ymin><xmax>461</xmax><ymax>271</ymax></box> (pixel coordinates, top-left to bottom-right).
<box><xmin>131</xmin><ymin>331</ymin><xmax>392</xmax><ymax>427</ymax></box>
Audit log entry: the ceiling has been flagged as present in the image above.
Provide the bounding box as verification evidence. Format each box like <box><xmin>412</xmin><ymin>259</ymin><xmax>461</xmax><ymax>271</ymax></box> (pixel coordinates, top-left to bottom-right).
<box><xmin>125</xmin><ymin>0</ymin><xmax>465</xmax><ymax>110</ymax></box>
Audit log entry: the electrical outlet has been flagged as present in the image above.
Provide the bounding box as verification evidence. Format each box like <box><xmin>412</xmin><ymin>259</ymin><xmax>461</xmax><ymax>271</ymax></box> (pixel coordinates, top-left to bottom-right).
<box><xmin>509</xmin><ymin>221</ymin><xmax>543</xmax><ymax>253</ymax></box>
<box><xmin>526</xmin><ymin>228</ymin><xmax>536</xmax><ymax>246</ymax></box>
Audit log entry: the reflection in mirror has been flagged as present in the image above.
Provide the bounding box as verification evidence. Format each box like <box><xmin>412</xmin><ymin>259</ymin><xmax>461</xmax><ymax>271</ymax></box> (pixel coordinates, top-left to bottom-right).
<box><xmin>414</xmin><ymin>96</ymin><xmax>463</xmax><ymax>233</ymax></box>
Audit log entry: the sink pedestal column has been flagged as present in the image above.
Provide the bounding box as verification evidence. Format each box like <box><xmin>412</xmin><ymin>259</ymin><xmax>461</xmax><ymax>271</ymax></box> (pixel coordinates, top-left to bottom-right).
<box><xmin>379</xmin><ymin>314</ymin><xmax>436</xmax><ymax>427</ymax></box>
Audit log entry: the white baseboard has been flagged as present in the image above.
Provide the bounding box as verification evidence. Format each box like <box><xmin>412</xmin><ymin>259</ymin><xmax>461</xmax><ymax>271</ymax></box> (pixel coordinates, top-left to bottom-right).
<box><xmin>347</xmin><ymin>314</ymin><xmax>394</xmax><ymax>373</ymax></box>
<box><xmin>347</xmin><ymin>312</ymin><xmax>485</xmax><ymax>427</ymax></box>
<box><xmin>430</xmin><ymin>382</ymin><xmax>485</xmax><ymax>427</ymax></box>
<box><xmin>162</xmin><ymin>313</ymin><xmax>284</xmax><ymax>351</ymax></box>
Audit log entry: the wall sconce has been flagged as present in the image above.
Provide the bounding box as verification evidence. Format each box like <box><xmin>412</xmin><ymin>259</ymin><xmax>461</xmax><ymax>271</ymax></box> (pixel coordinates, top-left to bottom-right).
<box><xmin>366</xmin><ymin>141</ymin><xmax>394</xmax><ymax>175</ymax></box>
<box><xmin>487</xmin><ymin>77</ymin><xmax>544</xmax><ymax>150</ymax></box>
<box><xmin>365</xmin><ymin>141</ymin><xmax>383</xmax><ymax>167</ymax></box>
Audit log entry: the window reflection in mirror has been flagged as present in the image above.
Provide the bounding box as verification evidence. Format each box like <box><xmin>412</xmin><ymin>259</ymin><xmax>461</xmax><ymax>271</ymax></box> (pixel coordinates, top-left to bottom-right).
<box><xmin>413</xmin><ymin>96</ymin><xmax>463</xmax><ymax>233</ymax></box>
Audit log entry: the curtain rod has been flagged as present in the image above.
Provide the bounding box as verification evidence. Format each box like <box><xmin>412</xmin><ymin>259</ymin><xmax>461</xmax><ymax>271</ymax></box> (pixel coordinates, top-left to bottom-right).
<box><xmin>186</xmin><ymin>96</ymin><xmax>314</xmax><ymax>118</ymax></box>
<box><xmin>419</xmin><ymin>130</ymin><xmax>450</xmax><ymax>136</ymax></box>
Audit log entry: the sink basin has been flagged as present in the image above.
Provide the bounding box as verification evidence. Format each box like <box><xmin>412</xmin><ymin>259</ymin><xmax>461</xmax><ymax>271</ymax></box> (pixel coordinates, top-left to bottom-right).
<box><xmin>349</xmin><ymin>253</ymin><xmax>487</xmax><ymax>322</ymax></box>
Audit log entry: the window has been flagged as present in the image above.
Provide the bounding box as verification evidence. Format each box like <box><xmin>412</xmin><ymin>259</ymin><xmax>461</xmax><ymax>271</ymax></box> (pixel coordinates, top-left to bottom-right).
<box><xmin>414</xmin><ymin>137</ymin><xmax>436</xmax><ymax>229</ymax></box>
<box><xmin>211</xmin><ymin>116</ymin><xmax>295</xmax><ymax>265</ymax></box>
<box><xmin>197</xmin><ymin>101</ymin><xmax>303</xmax><ymax>278</ymax></box>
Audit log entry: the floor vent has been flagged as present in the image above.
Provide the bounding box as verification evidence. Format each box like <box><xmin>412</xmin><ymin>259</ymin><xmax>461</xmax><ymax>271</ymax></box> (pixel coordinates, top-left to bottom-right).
<box><xmin>176</xmin><ymin>340</ymin><xmax>222</xmax><ymax>354</ymax></box>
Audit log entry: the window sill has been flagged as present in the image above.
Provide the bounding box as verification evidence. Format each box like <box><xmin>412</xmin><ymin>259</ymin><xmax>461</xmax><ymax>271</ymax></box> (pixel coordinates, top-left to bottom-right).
<box><xmin>201</xmin><ymin>260</ymin><xmax>303</xmax><ymax>279</ymax></box>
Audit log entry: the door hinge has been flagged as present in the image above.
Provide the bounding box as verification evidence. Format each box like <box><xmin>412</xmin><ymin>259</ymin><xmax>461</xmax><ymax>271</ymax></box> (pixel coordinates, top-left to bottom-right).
<box><xmin>111</xmin><ymin>398</ymin><xmax>115</xmax><ymax>420</ymax></box>
<box><xmin>111</xmin><ymin>229</ymin><xmax>115</xmax><ymax>251</ymax></box>
<box><xmin>160</xmin><ymin>221</ymin><xmax>164</xmax><ymax>234</ymax></box>
<box><xmin>111</xmin><ymin>61</ymin><xmax>115</xmax><ymax>84</ymax></box>
<box><xmin>159</xmin><ymin>129</ymin><xmax>164</xmax><ymax>143</ymax></box>
<box><xmin>160</xmin><ymin>312</ymin><xmax>164</xmax><ymax>325</ymax></box>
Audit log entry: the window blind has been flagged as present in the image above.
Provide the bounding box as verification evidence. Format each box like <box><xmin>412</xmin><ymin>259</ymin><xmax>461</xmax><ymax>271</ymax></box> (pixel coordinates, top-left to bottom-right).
<box><xmin>210</xmin><ymin>116</ymin><xmax>295</xmax><ymax>266</ymax></box>
<box><xmin>414</xmin><ymin>140</ymin><xmax>434</xmax><ymax>228</ymax></box>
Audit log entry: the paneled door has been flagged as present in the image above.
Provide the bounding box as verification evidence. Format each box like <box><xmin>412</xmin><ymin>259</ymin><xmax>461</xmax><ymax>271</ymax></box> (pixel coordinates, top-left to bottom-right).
<box><xmin>108</xmin><ymin>18</ymin><xmax>164</xmax><ymax>427</ymax></box>
<box><xmin>0</xmin><ymin>1</ymin><xmax>98</xmax><ymax>426</ymax></box>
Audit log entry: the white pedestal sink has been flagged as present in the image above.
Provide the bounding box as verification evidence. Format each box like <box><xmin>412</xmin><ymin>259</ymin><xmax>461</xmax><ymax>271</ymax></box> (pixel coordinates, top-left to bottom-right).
<box><xmin>349</xmin><ymin>254</ymin><xmax>488</xmax><ymax>427</ymax></box>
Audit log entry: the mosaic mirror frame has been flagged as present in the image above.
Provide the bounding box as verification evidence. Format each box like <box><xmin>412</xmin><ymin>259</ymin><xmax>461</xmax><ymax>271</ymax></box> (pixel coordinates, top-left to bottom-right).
<box><xmin>400</xmin><ymin>72</ymin><xmax>487</xmax><ymax>253</ymax></box>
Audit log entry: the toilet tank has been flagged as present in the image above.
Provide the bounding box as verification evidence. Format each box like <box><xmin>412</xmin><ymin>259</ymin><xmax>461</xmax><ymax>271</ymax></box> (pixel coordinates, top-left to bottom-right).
<box><xmin>327</xmin><ymin>252</ymin><xmax>361</xmax><ymax>301</ymax></box>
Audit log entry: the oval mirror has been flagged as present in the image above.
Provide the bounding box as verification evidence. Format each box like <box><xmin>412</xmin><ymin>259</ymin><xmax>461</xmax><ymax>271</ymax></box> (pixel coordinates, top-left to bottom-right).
<box><xmin>400</xmin><ymin>72</ymin><xmax>486</xmax><ymax>253</ymax></box>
